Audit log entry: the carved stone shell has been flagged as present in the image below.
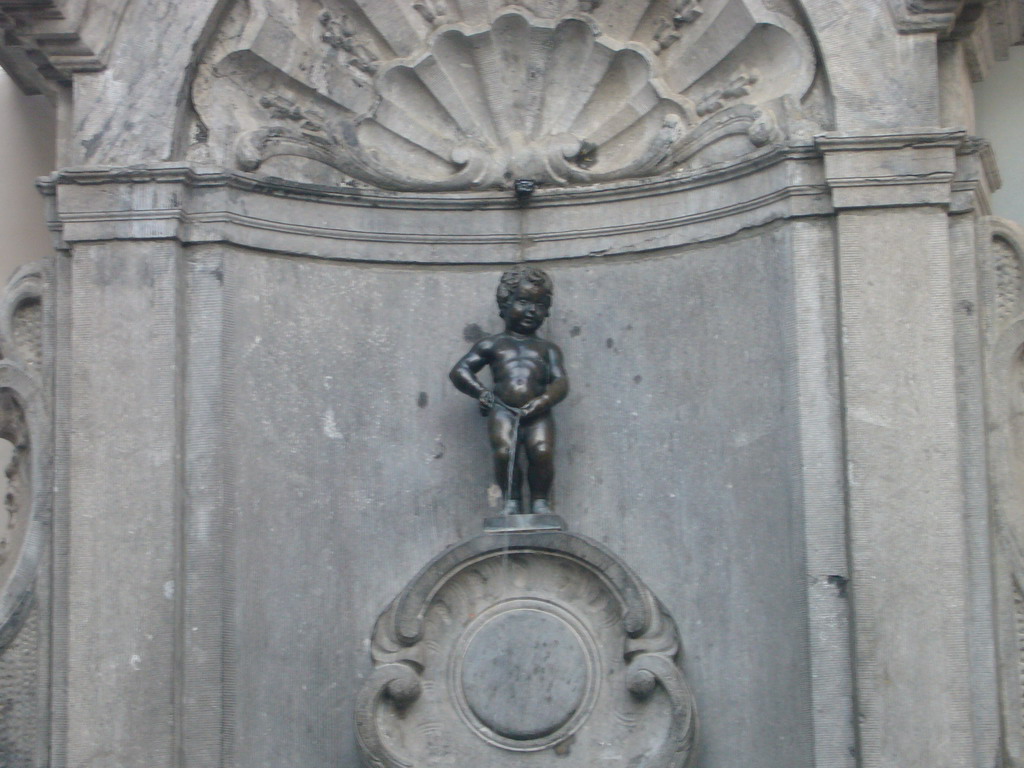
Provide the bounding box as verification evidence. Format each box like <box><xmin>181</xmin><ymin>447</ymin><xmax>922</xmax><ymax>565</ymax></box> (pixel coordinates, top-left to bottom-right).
<box><xmin>189</xmin><ymin>0</ymin><xmax>820</xmax><ymax>190</ymax></box>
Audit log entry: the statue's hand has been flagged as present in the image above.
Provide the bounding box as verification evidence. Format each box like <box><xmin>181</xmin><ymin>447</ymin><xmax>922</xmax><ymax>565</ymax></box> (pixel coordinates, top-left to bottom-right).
<box><xmin>478</xmin><ymin>390</ymin><xmax>496</xmax><ymax>415</ymax></box>
<box><xmin>519</xmin><ymin>397</ymin><xmax>546</xmax><ymax>419</ymax></box>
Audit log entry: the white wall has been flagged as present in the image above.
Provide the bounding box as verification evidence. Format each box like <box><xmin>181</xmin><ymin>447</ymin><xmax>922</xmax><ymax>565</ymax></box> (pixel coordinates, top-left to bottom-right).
<box><xmin>0</xmin><ymin>70</ymin><xmax>56</xmax><ymax>283</ymax></box>
<box><xmin>975</xmin><ymin>46</ymin><xmax>1024</xmax><ymax>226</ymax></box>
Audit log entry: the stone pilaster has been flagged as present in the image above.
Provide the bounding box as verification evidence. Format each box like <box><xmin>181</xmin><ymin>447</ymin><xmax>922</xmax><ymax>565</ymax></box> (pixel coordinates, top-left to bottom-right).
<box><xmin>65</xmin><ymin>240</ymin><xmax>181</xmax><ymax>768</ymax></box>
<box><xmin>820</xmin><ymin>130</ymin><xmax>981</xmax><ymax>768</ymax></box>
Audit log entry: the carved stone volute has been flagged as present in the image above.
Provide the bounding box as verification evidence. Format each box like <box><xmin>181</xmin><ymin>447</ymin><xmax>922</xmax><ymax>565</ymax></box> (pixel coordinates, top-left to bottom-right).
<box><xmin>356</xmin><ymin>528</ymin><xmax>697</xmax><ymax>768</ymax></box>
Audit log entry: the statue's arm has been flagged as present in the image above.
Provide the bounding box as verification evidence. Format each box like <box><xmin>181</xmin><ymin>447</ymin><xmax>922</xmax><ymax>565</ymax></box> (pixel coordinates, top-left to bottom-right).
<box><xmin>543</xmin><ymin>344</ymin><xmax>569</xmax><ymax>407</ymax></box>
<box><xmin>449</xmin><ymin>341</ymin><xmax>491</xmax><ymax>401</ymax></box>
<box><xmin>521</xmin><ymin>344</ymin><xmax>569</xmax><ymax>417</ymax></box>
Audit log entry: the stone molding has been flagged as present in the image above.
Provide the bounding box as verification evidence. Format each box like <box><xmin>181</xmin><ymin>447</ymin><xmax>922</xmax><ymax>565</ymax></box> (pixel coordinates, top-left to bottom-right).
<box><xmin>890</xmin><ymin>0</ymin><xmax>966</xmax><ymax>35</ymax></box>
<box><xmin>817</xmin><ymin>129</ymin><xmax>966</xmax><ymax>209</ymax></box>
<box><xmin>41</xmin><ymin>131</ymin><xmax>993</xmax><ymax>258</ymax></box>
<box><xmin>952</xmin><ymin>137</ymin><xmax>1000</xmax><ymax>215</ymax></box>
<box><xmin>946</xmin><ymin>0</ymin><xmax>1024</xmax><ymax>81</ymax></box>
<box><xmin>889</xmin><ymin>0</ymin><xmax>1024</xmax><ymax>84</ymax></box>
<box><xmin>0</xmin><ymin>0</ymin><xmax>131</xmax><ymax>95</ymax></box>
<box><xmin>39</xmin><ymin>145</ymin><xmax>831</xmax><ymax>261</ymax></box>
<box><xmin>41</xmin><ymin>129</ymin><xmax>999</xmax><ymax>259</ymax></box>
<box><xmin>0</xmin><ymin>265</ymin><xmax>49</xmax><ymax>650</ymax></box>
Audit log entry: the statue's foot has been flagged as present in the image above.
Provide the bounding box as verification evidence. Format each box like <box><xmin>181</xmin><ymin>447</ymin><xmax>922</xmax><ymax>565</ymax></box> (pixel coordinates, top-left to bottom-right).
<box><xmin>502</xmin><ymin>498</ymin><xmax>522</xmax><ymax>516</ymax></box>
<box><xmin>531</xmin><ymin>499</ymin><xmax>553</xmax><ymax>515</ymax></box>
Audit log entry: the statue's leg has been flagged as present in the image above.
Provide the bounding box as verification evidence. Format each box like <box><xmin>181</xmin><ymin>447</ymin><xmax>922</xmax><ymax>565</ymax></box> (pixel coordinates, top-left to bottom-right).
<box><xmin>525</xmin><ymin>416</ymin><xmax>555</xmax><ymax>513</ymax></box>
<box><xmin>488</xmin><ymin>409</ymin><xmax>521</xmax><ymax>512</ymax></box>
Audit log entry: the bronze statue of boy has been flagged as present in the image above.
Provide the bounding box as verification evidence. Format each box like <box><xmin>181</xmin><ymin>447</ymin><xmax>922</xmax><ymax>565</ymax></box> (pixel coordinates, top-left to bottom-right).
<box><xmin>450</xmin><ymin>267</ymin><xmax>569</xmax><ymax>515</ymax></box>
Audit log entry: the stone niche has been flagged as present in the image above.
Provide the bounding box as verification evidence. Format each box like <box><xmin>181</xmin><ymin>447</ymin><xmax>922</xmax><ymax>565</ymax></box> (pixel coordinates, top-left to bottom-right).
<box><xmin>159</xmin><ymin>5</ymin><xmax>835</xmax><ymax>768</ymax></box>
<box><xmin>183</xmin><ymin>218</ymin><xmax>826</xmax><ymax>768</ymax></box>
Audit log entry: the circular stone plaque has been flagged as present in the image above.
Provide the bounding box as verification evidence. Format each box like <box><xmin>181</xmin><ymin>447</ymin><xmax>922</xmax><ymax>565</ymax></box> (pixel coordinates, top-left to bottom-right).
<box><xmin>460</xmin><ymin>609</ymin><xmax>588</xmax><ymax>740</ymax></box>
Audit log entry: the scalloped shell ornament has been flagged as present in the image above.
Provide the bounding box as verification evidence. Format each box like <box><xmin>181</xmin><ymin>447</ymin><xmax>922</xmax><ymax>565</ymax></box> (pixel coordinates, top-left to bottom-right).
<box><xmin>190</xmin><ymin>0</ymin><xmax>818</xmax><ymax>191</ymax></box>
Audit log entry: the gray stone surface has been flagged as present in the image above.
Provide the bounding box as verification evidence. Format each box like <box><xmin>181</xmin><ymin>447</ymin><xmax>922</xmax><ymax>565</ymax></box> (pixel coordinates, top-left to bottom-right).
<box><xmin>67</xmin><ymin>242</ymin><xmax>180</xmax><ymax>768</ymax></box>
<box><xmin>1</xmin><ymin>1</ymin><xmax>1023</xmax><ymax>767</ymax></box>
<box><xmin>216</xmin><ymin>226</ymin><xmax>812</xmax><ymax>768</ymax></box>
<box><xmin>461</xmin><ymin>609</ymin><xmax>588</xmax><ymax>740</ymax></box>
<box><xmin>0</xmin><ymin>265</ymin><xmax>48</xmax><ymax>768</ymax></box>
<box><xmin>980</xmin><ymin>215</ymin><xmax>1024</xmax><ymax>766</ymax></box>
<box><xmin>0</xmin><ymin>266</ymin><xmax>48</xmax><ymax>649</ymax></box>
<box><xmin>836</xmin><ymin>207</ymin><xmax>975</xmax><ymax>768</ymax></box>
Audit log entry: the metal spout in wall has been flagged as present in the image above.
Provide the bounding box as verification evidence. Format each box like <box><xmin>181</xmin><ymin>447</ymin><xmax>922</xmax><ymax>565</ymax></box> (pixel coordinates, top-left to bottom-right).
<box><xmin>514</xmin><ymin>179</ymin><xmax>536</xmax><ymax>205</ymax></box>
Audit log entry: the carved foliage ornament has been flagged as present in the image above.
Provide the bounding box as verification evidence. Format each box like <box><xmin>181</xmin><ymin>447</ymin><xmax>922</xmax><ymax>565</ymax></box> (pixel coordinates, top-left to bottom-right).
<box><xmin>356</xmin><ymin>530</ymin><xmax>697</xmax><ymax>768</ymax></box>
<box><xmin>0</xmin><ymin>266</ymin><xmax>48</xmax><ymax>650</ymax></box>
<box><xmin>189</xmin><ymin>0</ymin><xmax>818</xmax><ymax>190</ymax></box>
<box><xmin>989</xmin><ymin>218</ymin><xmax>1024</xmax><ymax>326</ymax></box>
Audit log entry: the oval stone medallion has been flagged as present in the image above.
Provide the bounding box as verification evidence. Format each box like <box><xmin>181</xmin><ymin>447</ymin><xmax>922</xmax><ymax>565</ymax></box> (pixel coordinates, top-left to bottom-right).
<box><xmin>460</xmin><ymin>609</ymin><xmax>588</xmax><ymax>740</ymax></box>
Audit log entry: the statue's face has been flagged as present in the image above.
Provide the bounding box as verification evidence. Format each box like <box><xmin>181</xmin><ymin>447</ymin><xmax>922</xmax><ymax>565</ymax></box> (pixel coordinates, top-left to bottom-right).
<box><xmin>504</xmin><ymin>282</ymin><xmax>550</xmax><ymax>334</ymax></box>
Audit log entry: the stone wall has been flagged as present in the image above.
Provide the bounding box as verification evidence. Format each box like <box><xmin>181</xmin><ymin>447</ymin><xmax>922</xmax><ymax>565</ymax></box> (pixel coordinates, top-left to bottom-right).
<box><xmin>0</xmin><ymin>1</ymin><xmax>1022</xmax><ymax>767</ymax></box>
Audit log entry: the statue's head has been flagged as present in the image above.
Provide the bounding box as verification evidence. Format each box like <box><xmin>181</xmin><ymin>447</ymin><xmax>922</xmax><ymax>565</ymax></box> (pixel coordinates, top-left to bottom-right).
<box><xmin>496</xmin><ymin>266</ymin><xmax>553</xmax><ymax>333</ymax></box>
<box><xmin>496</xmin><ymin>266</ymin><xmax>553</xmax><ymax>314</ymax></box>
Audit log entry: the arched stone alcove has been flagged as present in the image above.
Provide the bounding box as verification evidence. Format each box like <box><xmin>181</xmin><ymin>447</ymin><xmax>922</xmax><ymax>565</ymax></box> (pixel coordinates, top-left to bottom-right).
<box><xmin>0</xmin><ymin>2</ymin><xmax>1022</xmax><ymax>768</ymax></box>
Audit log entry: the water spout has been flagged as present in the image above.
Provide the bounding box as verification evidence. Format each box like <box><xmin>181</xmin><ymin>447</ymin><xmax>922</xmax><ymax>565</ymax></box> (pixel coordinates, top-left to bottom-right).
<box><xmin>513</xmin><ymin>179</ymin><xmax>536</xmax><ymax>206</ymax></box>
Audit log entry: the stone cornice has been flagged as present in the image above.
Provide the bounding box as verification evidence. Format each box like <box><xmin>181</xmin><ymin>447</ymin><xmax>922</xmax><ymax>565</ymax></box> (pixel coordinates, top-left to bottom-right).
<box><xmin>950</xmin><ymin>136</ymin><xmax>1000</xmax><ymax>214</ymax></box>
<box><xmin>38</xmin><ymin>148</ymin><xmax>832</xmax><ymax>262</ymax></box>
<box><xmin>890</xmin><ymin>0</ymin><xmax>967</xmax><ymax>35</ymax></box>
<box><xmin>816</xmin><ymin>129</ymin><xmax>966</xmax><ymax>209</ymax></box>
<box><xmin>890</xmin><ymin>0</ymin><xmax>1024</xmax><ymax>79</ymax></box>
<box><xmin>39</xmin><ymin>130</ymin><xmax>996</xmax><ymax>258</ymax></box>
<box><xmin>0</xmin><ymin>0</ymin><xmax>130</xmax><ymax>95</ymax></box>
<box><xmin>41</xmin><ymin>144</ymin><xmax>824</xmax><ymax>210</ymax></box>
<box><xmin>950</xmin><ymin>0</ymin><xmax>1024</xmax><ymax>82</ymax></box>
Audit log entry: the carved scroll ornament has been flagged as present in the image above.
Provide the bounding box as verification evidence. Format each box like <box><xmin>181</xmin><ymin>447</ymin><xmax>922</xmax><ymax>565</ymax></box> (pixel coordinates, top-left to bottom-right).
<box><xmin>982</xmin><ymin>218</ymin><xmax>1024</xmax><ymax>762</ymax></box>
<box><xmin>356</xmin><ymin>530</ymin><xmax>697</xmax><ymax>768</ymax></box>
<box><xmin>189</xmin><ymin>0</ymin><xmax>819</xmax><ymax>191</ymax></box>
<box><xmin>0</xmin><ymin>266</ymin><xmax>48</xmax><ymax>649</ymax></box>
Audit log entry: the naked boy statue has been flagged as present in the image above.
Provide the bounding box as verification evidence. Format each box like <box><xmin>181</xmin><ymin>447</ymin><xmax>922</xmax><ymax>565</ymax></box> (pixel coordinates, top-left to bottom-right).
<box><xmin>450</xmin><ymin>267</ymin><xmax>569</xmax><ymax>515</ymax></box>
